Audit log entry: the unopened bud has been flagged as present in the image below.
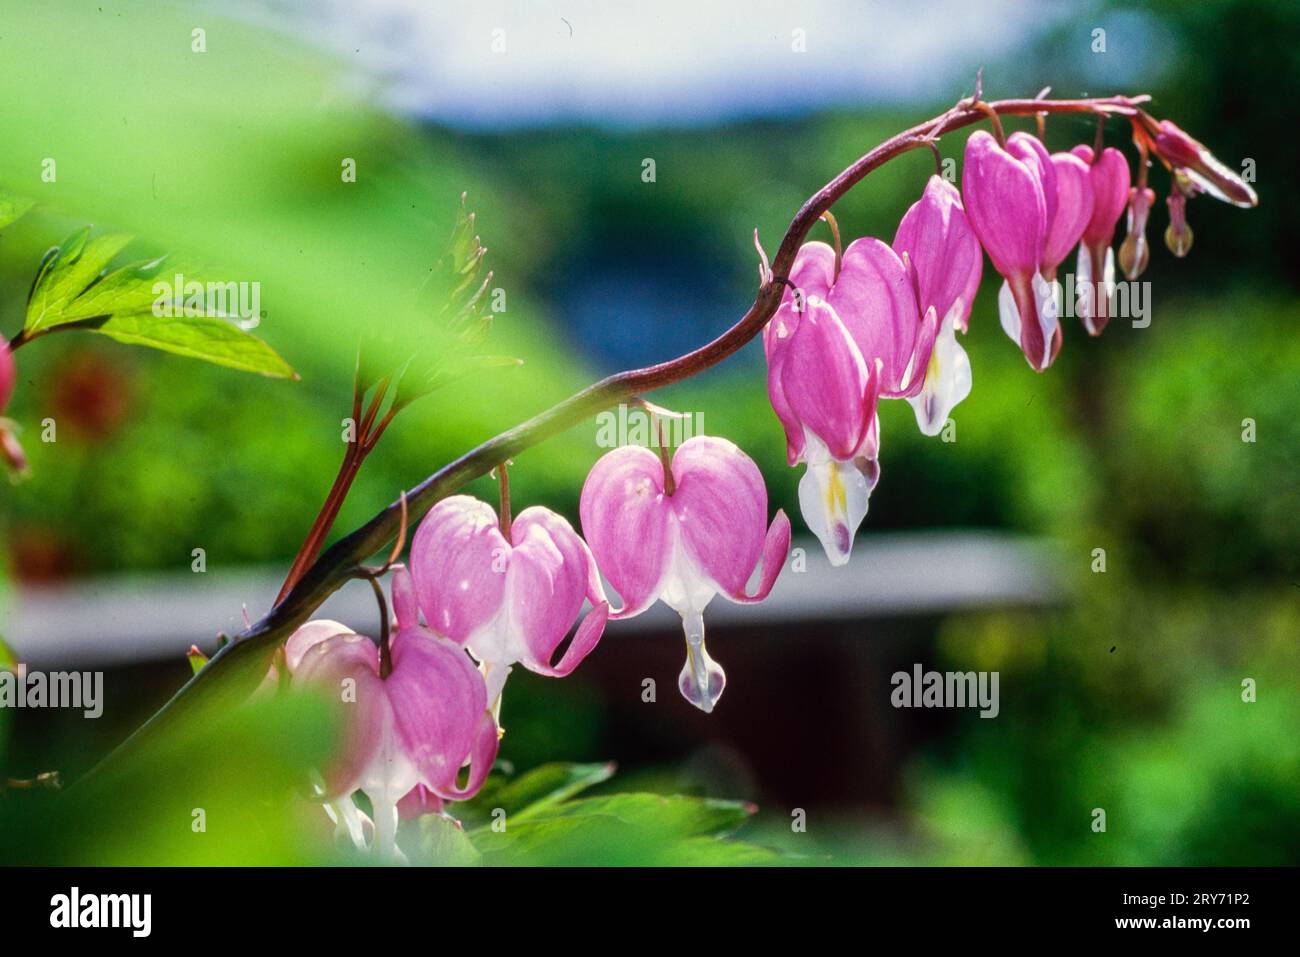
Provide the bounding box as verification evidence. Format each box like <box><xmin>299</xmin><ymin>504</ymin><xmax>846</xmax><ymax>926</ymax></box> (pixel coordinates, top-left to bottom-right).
<box><xmin>1152</xmin><ymin>120</ymin><xmax>1257</xmax><ymax>208</ymax></box>
<box><xmin>1119</xmin><ymin>187</ymin><xmax>1156</xmax><ymax>279</ymax></box>
<box><xmin>187</xmin><ymin>644</ymin><xmax>209</xmax><ymax>675</ymax></box>
<box><xmin>1164</xmin><ymin>188</ymin><xmax>1193</xmax><ymax>258</ymax></box>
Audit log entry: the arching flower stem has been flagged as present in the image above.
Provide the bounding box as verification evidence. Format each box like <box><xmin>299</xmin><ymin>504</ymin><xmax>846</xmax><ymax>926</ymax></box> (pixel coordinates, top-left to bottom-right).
<box><xmin>82</xmin><ymin>88</ymin><xmax>1156</xmax><ymax>781</ymax></box>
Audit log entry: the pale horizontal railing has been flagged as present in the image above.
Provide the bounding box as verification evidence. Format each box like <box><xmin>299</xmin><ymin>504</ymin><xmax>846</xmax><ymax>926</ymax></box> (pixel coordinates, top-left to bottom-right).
<box><xmin>4</xmin><ymin>532</ymin><xmax>1062</xmax><ymax>669</ymax></box>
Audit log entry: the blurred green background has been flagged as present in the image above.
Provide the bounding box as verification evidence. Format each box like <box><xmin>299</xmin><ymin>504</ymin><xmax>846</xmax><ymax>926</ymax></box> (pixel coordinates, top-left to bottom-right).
<box><xmin>0</xmin><ymin>0</ymin><xmax>1296</xmax><ymax>864</ymax></box>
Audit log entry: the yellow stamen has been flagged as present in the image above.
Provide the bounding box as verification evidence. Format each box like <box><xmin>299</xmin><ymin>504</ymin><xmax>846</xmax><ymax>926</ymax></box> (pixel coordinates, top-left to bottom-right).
<box><xmin>825</xmin><ymin>462</ymin><xmax>846</xmax><ymax>516</ymax></box>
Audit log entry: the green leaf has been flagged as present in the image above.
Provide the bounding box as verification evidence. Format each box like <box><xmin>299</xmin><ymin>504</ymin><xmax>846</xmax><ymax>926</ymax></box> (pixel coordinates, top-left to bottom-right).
<box><xmin>0</xmin><ymin>634</ymin><xmax>17</xmax><ymax>672</ymax></box>
<box><xmin>662</xmin><ymin>836</ymin><xmax>785</xmax><ymax>866</ymax></box>
<box><xmin>468</xmin><ymin>798</ymin><xmax>773</xmax><ymax>865</ymax></box>
<box><xmin>510</xmin><ymin>792</ymin><xmax>757</xmax><ymax>838</ymax></box>
<box><xmin>56</xmin><ymin>255</ymin><xmax>171</xmax><ymax>322</ymax></box>
<box><xmin>458</xmin><ymin>764</ymin><xmax>776</xmax><ymax>864</ymax></box>
<box><xmin>25</xmin><ymin>229</ymin><xmax>133</xmax><ymax>333</ymax></box>
<box><xmin>416</xmin><ymin>814</ymin><xmax>481</xmax><ymax>866</ymax></box>
<box><xmin>469</xmin><ymin>761</ymin><xmax>615</xmax><ymax>822</ymax></box>
<box><xmin>0</xmin><ymin>191</ymin><xmax>34</xmax><ymax>230</ymax></box>
<box><xmin>471</xmin><ymin>814</ymin><xmax>630</xmax><ymax>863</ymax></box>
<box><xmin>19</xmin><ymin>230</ymin><xmax>296</xmax><ymax>379</ymax></box>
<box><xmin>89</xmin><ymin>314</ymin><xmax>297</xmax><ymax>379</ymax></box>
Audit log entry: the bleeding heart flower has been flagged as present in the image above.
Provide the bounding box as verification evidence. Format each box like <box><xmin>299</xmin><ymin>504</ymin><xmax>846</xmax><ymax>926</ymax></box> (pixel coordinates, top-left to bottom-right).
<box><xmin>579</xmin><ymin>435</ymin><xmax>790</xmax><ymax>713</ymax></box>
<box><xmin>287</xmin><ymin>565</ymin><xmax>498</xmax><ymax>859</ymax></box>
<box><xmin>963</xmin><ymin>130</ymin><xmax>1096</xmax><ymax>372</ymax></box>
<box><xmin>1070</xmin><ymin>144</ymin><xmax>1131</xmax><ymax>336</ymax></box>
<box><xmin>765</xmin><ymin>274</ymin><xmax>880</xmax><ymax>565</ymax></box>
<box><xmin>892</xmin><ymin>175</ymin><xmax>984</xmax><ymax>435</ymax></box>
<box><xmin>765</xmin><ymin>232</ymin><xmax>936</xmax><ymax>563</ymax></box>
<box><xmin>410</xmin><ymin>495</ymin><xmax>609</xmax><ymax>720</ymax></box>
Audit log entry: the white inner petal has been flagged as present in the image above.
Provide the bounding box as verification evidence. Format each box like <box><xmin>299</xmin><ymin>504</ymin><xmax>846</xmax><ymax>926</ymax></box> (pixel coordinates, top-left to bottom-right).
<box><xmin>796</xmin><ymin>433</ymin><xmax>874</xmax><ymax>567</ymax></box>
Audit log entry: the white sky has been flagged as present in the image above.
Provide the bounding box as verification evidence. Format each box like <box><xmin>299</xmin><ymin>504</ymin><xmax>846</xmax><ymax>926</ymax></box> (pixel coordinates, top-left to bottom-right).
<box><xmin>244</xmin><ymin>0</ymin><xmax>1170</xmax><ymax>127</ymax></box>
<box><xmin>246</xmin><ymin>0</ymin><xmax>1142</xmax><ymax>128</ymax></box>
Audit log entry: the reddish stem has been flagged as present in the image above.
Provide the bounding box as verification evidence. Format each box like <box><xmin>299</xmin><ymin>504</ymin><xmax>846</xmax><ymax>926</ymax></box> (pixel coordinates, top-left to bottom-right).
<box><xmin>275</xmin><ymin>381</ymin><xmax>391</xmax><ymax>603</ymax></box>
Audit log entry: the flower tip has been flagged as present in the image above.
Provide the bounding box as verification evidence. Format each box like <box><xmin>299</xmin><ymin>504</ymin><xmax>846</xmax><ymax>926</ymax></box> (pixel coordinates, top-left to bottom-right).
<box><xmin>678</xmin><ymin>639</ymin><xmax>726</xmax><ymax>713</ymax></box>
<box><xmin>823</xmin><ymin>527</ymin><xmax>854</xmax><ymax>566</ymax></box>
<box><xmin>1164</xmin><ymin>221</ymin><xmax>1193</xmax><ymax>258</ymax></box>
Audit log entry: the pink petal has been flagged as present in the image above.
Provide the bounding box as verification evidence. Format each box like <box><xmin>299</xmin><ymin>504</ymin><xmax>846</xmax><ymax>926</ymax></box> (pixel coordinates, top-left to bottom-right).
<box><xmin>1007</xmin><ymin>132</ymin><xmax>1058</xmax><ymax>238</ymax></box>
<box><xmin>779</xmin><ymin>299</ymin><xmax>875</xmax><ymax>460</ymax></box>
<box><xmin>764</xmin><ymin>239</ymin><xmax>844</xmax><ymax>465</ymax></box>
<box><xmin>1042</xmin><ymin>151</ymin><xmax>1095</xmax><ymax>277</ymax></box>
<box><xmin>784</xmin><ymin>240</ymin><xmax>837</xmax><ymax>303</ymax></box>
<box><xmin>505</xmin><ymin>506</ymin><xmax>608</xmax><ymax>675</ymax></box>
<box><xmin>0</xmin><ymin>339</ymin><xmax>14</xmax><ymax>413</ymax></box>
<box><xmin>437</xmin><ymin>711</ymin><xmax>500</xmax><ymax>801</ymax></box>
<box><xmin>895</xmin><ymin>304</ymin><xmax>939</xmax><ymax>400</ymax></box>
<box><xmin>284</xmin><ymin>619</ymin><xmax>356</xmax><ymax>674</ymax></box>
<box><xmin>1001</xmin><ymin>273</ymin><xmax>1061</xmax><ymax>372</ymax></box>
<box><xmin>410</xmin><ymin>495</ymin><xmax>509</xmax><ymax>643</ymax></box>
<box><xmin>579</xmin><ymin>445</ymin><xmax>672</xmax><ymax>619</ymax></box>
<box><xmin>893</xmin><ymin>175</ymin><xmax>983</xmax><ymax>333</ymax></box>
<box><xmin>397</xmin><ymin>784</ymin><xmax>445</xmax><ymax>820</ymax></box>
<box><xmin>825</xmin><ymin>237</ymin><xmax>920</xmax><ymax>394</ymax></box>
<box><xmin>1073</xmin><ymin>145</ymin><xmax>1131</xmax><ymax>248</ymax></box>
<box><xmin>763</xmin><ymin>303</ymin><xmax>807</xmax><ymax>465</ymax></box>
<box><xmin>292</xmin><ymin>633</ymin><xmax>386</xmax><ymax>798</ymax></box>
<box><xmin>387</xmin><ymin>626</ymin><xmax>487</xmax><ymax>793</ymax></box>
<box><xmin>963</xmin><ymin>130</ymin><xmax>1046</xmax><ymax>279</ymax></box>
<box><xmin>723</xmin><ymin>509</ymin><xmax>791</xmax><ymax>604</ymax></box>
<box><xmin>669</xmin><ymin>436</ymin><xmax>775</xmax><ymax>600</ymax></box>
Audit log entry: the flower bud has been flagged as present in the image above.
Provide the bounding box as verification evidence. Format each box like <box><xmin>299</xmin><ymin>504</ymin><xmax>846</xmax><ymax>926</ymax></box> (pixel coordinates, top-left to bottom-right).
<box><xmin>1152</xmin><ymin>120</ymin><xmax>1256</xmax><ymax>208</ymax></box>
<box><xmin>1118</xmin><ymin>186</ymin><xmax>1156</xmax><ymax>279</ymax></box>
<box><xmin>1164</xmin><ymin>184</ymin><xmax>1193</xmax><ymax>258</ymax></box>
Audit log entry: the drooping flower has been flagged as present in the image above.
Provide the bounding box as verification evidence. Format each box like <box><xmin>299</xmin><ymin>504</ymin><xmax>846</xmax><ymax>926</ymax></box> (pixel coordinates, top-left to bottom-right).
<box><xmin>765</xmin><ymin>234</ymin><xmax>932</xmax><ymax>563</ymax></box>
<box><xmin>410</xmin><ymin>495</ymin><xmax>609</xmax><ymax>720</ymax></box>
<box><xmin>579</xmin><ymin>435</ymin><xmax>790</xmax><ymax>713</ymax></box>
<box><xmin>765</xmin><ymin>264</ymin><xmax>879</xmax><ymax>564</ymax></box>
<box><xmin>1042</xmin><ymin>151</ymin><xmax>1095</xmax><ymax>281</ymax></box>
<box><xmin>963</xmin><ymin>131</ymin><xmax>1092</xmax><ymax>371</ymax></box>
<box><xmin>1069</xmin><ymin>144</ymin><xmax>1131</xmax><ymax>335</ymax></box>
<box><xmin>892</xmin><ymin>175</ymin><xmax>984</xmax><ymax>435</ymax></box>
<box><xmin>287</xmin><ymin>565</ymin><xmax>498</xmax><ymax>859</ymax></box>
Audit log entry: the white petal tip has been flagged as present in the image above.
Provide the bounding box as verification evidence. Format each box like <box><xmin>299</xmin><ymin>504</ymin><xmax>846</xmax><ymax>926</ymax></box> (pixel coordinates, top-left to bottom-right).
<box><xmin>678</xmin><ymin>637</ymin><xmax>725</xmax><ymax>713</ymax></box>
